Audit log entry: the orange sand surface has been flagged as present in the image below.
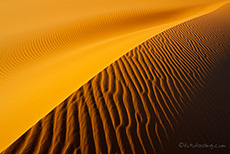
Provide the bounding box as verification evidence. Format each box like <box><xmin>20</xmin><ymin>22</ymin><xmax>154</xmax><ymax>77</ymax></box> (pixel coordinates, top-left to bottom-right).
<box><xmin>0</xmin><ymin>0</ymin><xmax>230</xmax><ymax>152</ymax></box>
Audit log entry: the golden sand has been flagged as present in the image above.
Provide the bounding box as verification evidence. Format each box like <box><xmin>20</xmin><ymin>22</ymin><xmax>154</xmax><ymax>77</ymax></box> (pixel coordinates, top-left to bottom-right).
<box><xmin>0</xmin><ymin>0</ymin><xmax>229</xmax><ymax>152</ymax></box>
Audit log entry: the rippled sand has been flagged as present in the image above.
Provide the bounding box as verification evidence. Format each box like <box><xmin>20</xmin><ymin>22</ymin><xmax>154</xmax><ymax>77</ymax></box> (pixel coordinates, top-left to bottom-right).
<box><xmin>0</xmin><ymin>0</ymin><xmax>229</xmax><ymax>153</ymax></box>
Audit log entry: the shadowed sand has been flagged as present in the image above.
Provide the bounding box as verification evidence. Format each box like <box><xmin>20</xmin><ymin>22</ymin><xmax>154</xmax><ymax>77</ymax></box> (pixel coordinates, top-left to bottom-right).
<box><xmin>1</xmin><ymin>2</ymin><xmax>230</xmax><ymax>154</ymax></box>
<box><xmin>1</xmin><ymin>0</ymin><xmax>228</xmax><ymax>151</ymax></box>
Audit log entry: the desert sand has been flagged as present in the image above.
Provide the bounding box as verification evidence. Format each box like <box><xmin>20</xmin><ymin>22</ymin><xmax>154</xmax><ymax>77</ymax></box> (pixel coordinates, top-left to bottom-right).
<box><xmin>1</xmin><ymin>0</ymin><xmax>230</xmax><ymax>153</ymax></box>
<box><xmin>0</xmin><ymin>1</ymin><xmax>228</xmax><ymax>151</ymax></box>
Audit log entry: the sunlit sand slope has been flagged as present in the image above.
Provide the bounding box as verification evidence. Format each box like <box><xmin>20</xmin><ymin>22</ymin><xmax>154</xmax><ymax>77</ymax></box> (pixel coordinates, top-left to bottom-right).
<box><xmin>2</xmin><ymin>3</ymin><xmax>230</xmax><ymax>154</ymax></box>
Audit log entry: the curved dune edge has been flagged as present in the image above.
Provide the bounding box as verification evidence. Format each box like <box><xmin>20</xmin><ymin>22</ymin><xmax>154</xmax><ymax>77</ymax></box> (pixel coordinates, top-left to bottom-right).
<box><xmin>1</xmin><ymin>2</ymin><xmax>230</xmax><ymax>154</ymax></box>
<box><xmin>0</xmin><ymin>1</ymin><xmax>228</xmax><ymax>151</ymax></box>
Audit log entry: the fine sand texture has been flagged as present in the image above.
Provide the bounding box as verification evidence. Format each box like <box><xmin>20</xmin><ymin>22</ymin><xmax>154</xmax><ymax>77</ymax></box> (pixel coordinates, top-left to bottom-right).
<box><xmin>1</xmin><ymin>2</ymin><xmax>230</xmax><ymax>154</ymax></box>
<box><xmin>0</xmin><ymin>1</ymin><xmax>228</xmax><ymax>151</ymax></box>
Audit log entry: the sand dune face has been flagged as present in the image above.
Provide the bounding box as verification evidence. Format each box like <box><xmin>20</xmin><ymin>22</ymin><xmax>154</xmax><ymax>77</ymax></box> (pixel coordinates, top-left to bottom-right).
<box><xmin>1</xmin><ymin>0</ymin><xmax>228</xmax><ymax>151</ymax></box>
<box><xmin>2</xmin><ymin>3</ymin><xmax>230</xmax><ymax>154</ymax></box>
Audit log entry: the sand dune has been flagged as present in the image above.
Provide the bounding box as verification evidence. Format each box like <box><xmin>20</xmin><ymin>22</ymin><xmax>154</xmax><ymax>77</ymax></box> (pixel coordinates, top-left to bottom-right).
<box><xmin>1</xmin><ymin>0</ymin><xmax>228</xmax><ymax>151</ymax></box>
<box><xmin>1</xmin><ymin>2</ymin><xmax>230</xmax><ymax>154</ymax></box>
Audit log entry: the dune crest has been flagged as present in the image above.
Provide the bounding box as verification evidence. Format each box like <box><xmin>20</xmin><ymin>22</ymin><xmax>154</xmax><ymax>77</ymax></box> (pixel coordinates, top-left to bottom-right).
<box><xmin>1</xmin><ymin>2</ymin><xmax>230</xmax><ymax>153</ymax></box>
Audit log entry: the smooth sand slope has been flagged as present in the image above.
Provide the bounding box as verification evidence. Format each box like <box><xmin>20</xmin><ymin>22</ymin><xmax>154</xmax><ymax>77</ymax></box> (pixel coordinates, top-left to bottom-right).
<box><xmin>2</xmin><ymin>3</ymin><xmax>230</xmax><ymax>154</ymax></box>
<box><xmin>1</xmin><ymin>0</ymin><xmax>228</xmax><ymax>151</ymax></box>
